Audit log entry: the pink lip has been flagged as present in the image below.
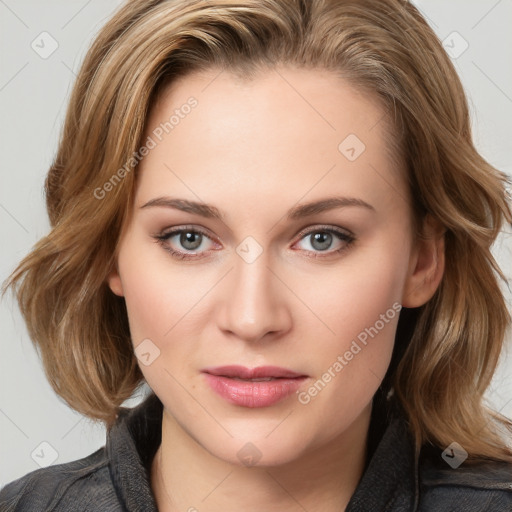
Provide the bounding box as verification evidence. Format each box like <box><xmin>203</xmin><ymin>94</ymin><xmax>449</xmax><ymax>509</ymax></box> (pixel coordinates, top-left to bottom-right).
<box><xmin>202</xmin><ymin>365</ymin><xmax>308</xmax><ymax>408</ymax></box>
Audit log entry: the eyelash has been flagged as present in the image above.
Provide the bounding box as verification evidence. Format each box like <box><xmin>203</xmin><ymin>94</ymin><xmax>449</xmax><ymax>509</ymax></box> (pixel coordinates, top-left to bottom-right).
<box><xmin>153</xmin><ymin>224</ymin><xmax>355</xmax><ymax>261</ymax></box>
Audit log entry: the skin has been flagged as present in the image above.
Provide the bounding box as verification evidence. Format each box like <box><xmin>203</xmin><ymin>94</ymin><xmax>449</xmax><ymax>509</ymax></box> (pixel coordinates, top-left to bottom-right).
<box><xmin>108</xmin><ymin>66</ymin><xmax>445</xmax><ymax>512</ymax></box>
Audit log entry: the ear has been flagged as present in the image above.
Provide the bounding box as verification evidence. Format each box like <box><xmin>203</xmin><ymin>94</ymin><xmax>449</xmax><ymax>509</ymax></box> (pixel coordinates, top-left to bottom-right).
<box><xmin>107</xmin><ymin>263</ymin><xmax>125</xmax><ymax>297</ymax></box>
<box><xmin>402</xmin><ymin>214</ymin><xmax>445</xmax><ymax>308</ymax></box>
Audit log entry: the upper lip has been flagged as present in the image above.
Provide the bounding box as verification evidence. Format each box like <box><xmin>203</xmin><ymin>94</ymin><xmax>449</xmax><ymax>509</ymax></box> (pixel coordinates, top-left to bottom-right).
<box><xmin>202</xmin><ymin>365</ymin><xmax>307</xmax><ymax>379</ymax></box>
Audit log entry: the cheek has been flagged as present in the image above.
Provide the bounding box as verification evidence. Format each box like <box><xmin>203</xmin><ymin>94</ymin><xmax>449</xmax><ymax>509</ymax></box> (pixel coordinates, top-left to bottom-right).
<box><xmin>116</xmin><ymin>240</ymin><xmax>221</xmax><ymax>393</ymax></box>
<box><xmin>301</xmin><ymin>239</ymin><xmax>407</xmax><ymax>350</ymax></box>
<box><xmin>115</xmin><ymin>244</ymin><xmax>185</xmax><ymax>353</ymax></box>
<box><xmin>292</xmin><ymin>244</ymin><xmax>406</xmax><ymax>420</ymax></box>
<box><xmin>119</xmin><ymin>270</ymin><xmax>171</xmax><ymax>344</ymax></box>
<box><xmin>294</xmin><ymin>306</ymin><xmax>399</xmax><ymax>447</ymax></box>
<box><xmin>309</xmin><ymin>271</ymin><xmax>399</xmax><ymax>385</ymax></box>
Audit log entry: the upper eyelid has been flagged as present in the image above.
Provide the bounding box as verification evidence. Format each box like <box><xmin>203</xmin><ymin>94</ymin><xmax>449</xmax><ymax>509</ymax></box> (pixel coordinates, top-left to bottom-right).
<box><xmin>294</xmin><ymin>224</ymin><xmax>354</xmax><ymax>239</ymax></box>
<box><xmin>157</xmin><ymin>224</ymin><xmax>354</xmax><ymax>246</ymax></box>
<box><xmin>157</xmin><ymin>225</ymin><xmax>216</xmax><ymax>242</ymax></box>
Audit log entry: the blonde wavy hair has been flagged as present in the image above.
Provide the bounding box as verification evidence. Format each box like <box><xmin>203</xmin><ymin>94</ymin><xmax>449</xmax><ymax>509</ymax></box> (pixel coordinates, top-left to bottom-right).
<box><xmin>3</xmin><ymin>0</ymin><xmax>512</xmax><ymax>462</ymax></box>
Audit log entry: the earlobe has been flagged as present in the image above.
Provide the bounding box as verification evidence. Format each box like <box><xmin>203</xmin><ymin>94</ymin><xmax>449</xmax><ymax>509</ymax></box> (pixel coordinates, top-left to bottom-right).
<box><xmin>107</xmin><ymin>264</ymin><xmax>124</xmax><ymax>297</ymax></box>
<box><xmin>402</xmin><ymin>215</ymin><xmax>445</xmax><ymax>308</ymax></box>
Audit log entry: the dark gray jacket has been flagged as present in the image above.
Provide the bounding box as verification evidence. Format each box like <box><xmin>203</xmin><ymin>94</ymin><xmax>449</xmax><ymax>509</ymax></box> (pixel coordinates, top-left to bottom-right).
<box><xmin>1</xmin><ymin>392</ymin><xmax>511</xmax><ymax>511</ymax></box>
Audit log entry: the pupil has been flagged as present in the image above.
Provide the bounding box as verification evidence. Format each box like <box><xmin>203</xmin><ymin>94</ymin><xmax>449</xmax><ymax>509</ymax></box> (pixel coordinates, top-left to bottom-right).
<box><xmin>312</xmin><ymin>232</ymin><xmax>332</xmax><ymax>251</ymax></box>
<box><xmin>181</xmin><ymin>232</ymin><xmax>201</xmax><ymax>250</ymax></box>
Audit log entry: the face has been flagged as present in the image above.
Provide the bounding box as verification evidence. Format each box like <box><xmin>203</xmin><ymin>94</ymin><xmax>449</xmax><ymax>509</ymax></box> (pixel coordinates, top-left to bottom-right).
<box><xmin>108</xmin><ymin>66</ymin><xmax>438</xmax><ymax>467</ymax></box>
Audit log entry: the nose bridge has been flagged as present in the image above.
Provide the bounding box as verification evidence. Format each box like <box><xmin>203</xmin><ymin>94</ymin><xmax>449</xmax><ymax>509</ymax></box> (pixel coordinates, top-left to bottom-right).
<box><xmin>218</xmin><ymin>239</ymin><xmax>290</xmax><ymax>341</ymax></box>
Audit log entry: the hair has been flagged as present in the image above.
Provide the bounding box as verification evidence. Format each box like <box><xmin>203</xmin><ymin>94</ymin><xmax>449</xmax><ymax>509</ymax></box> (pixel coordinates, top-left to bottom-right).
<box><xmin>3</xmin><ymin>0</ymin><xmax>512</xmax><ymax>462</ymax></box>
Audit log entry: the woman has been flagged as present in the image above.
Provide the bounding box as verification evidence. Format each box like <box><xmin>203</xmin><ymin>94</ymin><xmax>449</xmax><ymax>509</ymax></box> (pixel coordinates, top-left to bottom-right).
<box><xmin>1</xmin><ymin>0</ymin><xmax>511</xmax><ymax>510</ymax></box>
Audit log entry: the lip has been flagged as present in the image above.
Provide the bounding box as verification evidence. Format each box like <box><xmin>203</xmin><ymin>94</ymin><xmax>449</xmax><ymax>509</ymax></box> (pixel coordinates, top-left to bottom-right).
<box><xmin>202</xmin><ymin>365</ymin><xmax>308</xmax><ymax>408</ymax></box>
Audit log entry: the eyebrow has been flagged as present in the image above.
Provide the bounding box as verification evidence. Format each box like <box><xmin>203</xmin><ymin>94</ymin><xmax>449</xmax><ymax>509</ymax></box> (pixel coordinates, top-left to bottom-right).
<box><xmin>140</xmin><ymin>196</ymin><xmax>375</xmax><ymax>220</ymax></box>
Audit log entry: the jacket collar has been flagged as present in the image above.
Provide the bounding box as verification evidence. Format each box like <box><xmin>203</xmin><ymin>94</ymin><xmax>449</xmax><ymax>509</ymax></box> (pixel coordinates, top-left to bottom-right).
<box><xmin>106</xmin><ymin>391</ymin><xmax>420</xmax><ymax>511</ymax></box>
<box><xmin>106</xmin><ymin>391</ymin><xmax>162</xmax><ymax>512</ymax></box>
<box><xmin>346</xmin><ymin>415</ymin><xmax>418</xmax><ymax>511</ymax></box>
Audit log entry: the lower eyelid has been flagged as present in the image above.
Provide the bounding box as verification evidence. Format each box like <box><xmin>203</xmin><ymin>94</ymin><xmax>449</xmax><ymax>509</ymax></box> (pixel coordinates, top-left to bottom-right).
<box><xmin>294</xmin><ymin>231</ymin><xmax>353</xmax><ymax>251</ymax></box>
<box><xmin>155</xmin><ymin>227</ymin><xmax>355</xmax><ymax>258</ymax></box>
<box><xmin>160</xmin><ymin>230</ymin><xmax>216</xmax><ymax>248</ymax></box>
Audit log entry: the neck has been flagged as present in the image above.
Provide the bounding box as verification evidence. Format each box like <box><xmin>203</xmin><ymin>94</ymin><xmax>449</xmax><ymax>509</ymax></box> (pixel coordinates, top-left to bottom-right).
<box><xmin>151</xmin><ymin>405</ymin><xmax>371</xmax><ymax>512</ymax></box>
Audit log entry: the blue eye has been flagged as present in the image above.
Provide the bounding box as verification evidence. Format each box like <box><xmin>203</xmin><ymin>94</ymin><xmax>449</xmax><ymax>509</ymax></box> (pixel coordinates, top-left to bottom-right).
<box><xmin>295</xmin><ymin>228</ymin><xmax>354</xmax><ymax>256</ymax></box>
<box><xmin>154</xmin><ymin>226</ymin><xmax>215</xmax><ymax>260</ymax></box>
<box><xmin>154</xmin><ymin>225</ymin><xmax>355</xmax><ymax>261</ymax></box>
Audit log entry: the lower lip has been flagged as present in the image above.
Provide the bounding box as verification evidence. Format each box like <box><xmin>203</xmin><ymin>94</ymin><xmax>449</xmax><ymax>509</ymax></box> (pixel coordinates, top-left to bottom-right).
<box><xmin>203</xmin><ymin>374</ymin><xmax>306</xmax><ymax>408</ymax></box>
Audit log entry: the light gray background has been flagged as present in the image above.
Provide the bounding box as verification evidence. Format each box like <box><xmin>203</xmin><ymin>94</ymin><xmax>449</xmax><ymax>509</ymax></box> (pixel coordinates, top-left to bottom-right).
<box><xmin>1</xmin><ymin>0</ymin><xmax>511</xmax><ymax>487</ymax></box>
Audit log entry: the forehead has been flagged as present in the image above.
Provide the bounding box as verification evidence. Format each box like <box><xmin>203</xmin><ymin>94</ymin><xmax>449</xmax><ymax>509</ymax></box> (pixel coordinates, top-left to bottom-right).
<box><xmin>147</xmin><ymin>66</ymin><xmax>391</xmax><ymax>150</ymax></box>
<box><xmin>136</xmin><ymin>66</ymin><xmax>407</xmax><ymax>213</ymax></box>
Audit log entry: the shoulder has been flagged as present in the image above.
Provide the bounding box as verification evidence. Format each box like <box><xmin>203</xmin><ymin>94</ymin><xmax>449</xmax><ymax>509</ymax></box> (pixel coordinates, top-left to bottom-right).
<box><xmin>418</xmin><ymin>448</ymin><xmax>512</xmax><ymax>511</ymax></box>
<box><xmin>0</xmin><ymin>447</ymin><xmax>121</xmax><ymax>512</ymax></box>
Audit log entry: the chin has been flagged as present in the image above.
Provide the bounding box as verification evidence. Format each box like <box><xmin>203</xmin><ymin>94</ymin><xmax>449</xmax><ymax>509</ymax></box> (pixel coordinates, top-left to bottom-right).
<box><xmin>194</xmin><ymin>420</ymin><xmax>316</xmax><ymax>468</ymax></box>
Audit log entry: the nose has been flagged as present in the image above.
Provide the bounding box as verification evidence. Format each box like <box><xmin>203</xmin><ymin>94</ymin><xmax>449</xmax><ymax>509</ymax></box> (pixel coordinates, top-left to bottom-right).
<box><xmin>216</xmin><ymin>247</ymin><xmax>292</xmax><ymax>343</ymax></box>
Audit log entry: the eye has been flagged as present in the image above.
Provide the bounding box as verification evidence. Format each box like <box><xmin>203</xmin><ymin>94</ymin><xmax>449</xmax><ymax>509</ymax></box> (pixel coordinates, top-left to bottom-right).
<box><xmin>153</xmin><ymin>224</ymin><xmax>355</xmax><ymax>261</ymax></box>
<box><xmin>154</xmin><ymin>226</ymin><xmax>218</xmax><ymax>260</ymax></box>
<box><xmin>293</xmin><ymin>225</ymin><xmax>355</xmax><ymax>258</ymax></box>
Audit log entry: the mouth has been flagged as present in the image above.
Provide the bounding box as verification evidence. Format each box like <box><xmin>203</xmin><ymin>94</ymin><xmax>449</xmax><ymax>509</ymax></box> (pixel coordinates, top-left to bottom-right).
<box><xmin>201</xmin><ymin>365</ymin><xmax>308</xmax><ymax>408</ymax></box>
